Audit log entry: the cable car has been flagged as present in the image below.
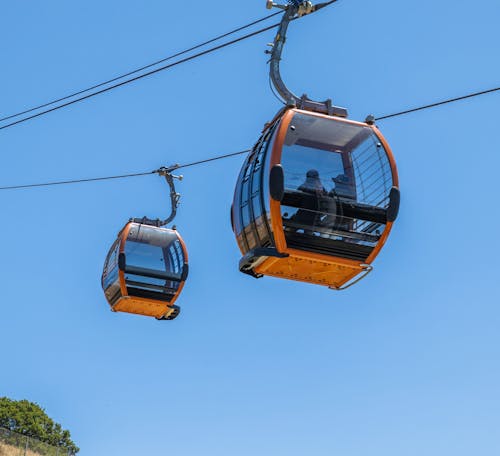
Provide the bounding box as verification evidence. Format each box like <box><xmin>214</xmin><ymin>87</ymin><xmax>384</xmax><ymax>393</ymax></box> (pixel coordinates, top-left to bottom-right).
<box><xmin>102</xmin><ymin>168</ymin><xmax>189</xmax><ymax>319</ymax></box>
<box><xmin>231</xmin><ymin>0</ymin><xmax>400</xmax><ymax>289</ymax></box>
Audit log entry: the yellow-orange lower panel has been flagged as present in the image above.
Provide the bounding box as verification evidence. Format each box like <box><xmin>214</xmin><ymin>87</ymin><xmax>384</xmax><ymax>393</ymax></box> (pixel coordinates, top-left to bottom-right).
<box><xmin>113</xmin><ymin>297</ymin><xmax>173</xmax><ymax>319</ymax></box>
<box><xmin>255</xmin><ymin>254</ymin><xmax>363</xmax><ymax>289</ymax></box>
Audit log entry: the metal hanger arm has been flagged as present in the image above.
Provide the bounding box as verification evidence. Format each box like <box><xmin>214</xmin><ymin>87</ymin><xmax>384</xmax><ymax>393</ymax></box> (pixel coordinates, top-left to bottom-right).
<box><xmin>266</xmin><ymin>1</ymin><xmax>348</xmax><ymax>117</ymax></box>
<box><xmin>132</xmin><ymin>165</ymin><xmax>182</xmax><ymax>227</ymax></box>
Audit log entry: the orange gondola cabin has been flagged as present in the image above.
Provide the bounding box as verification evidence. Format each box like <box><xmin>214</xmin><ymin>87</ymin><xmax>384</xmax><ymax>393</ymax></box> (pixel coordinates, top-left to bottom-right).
<box><xmin>232</xmin><ymin>0</ymin><xmax>400</xmax><ymax>290</ymax></box>
<box><xmin>231</xmin><ymin>108</ymin><xmax>400</xmax><ymax>289</ymax></box>
<box><xmin>102</xmin><ymin>221</ymin><xmax>188</xmax><ymax>320</ymax></box>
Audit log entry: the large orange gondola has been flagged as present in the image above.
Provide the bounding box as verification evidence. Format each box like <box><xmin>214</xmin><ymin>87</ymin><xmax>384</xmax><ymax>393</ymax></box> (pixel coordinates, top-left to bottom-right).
<box><xmin>102</xmin><ymin>168</ymin><xmax>188</xmax><ymax>320</ymax></box>
<box><xmin>231</xmin><ymin>0</ymin><xmax>400</xmax><ymax>289</ymax></box>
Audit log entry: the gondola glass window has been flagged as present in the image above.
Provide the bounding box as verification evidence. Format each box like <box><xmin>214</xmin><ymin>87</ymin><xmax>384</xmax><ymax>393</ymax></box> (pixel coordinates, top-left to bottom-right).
<box><xmin>281</xmin><ymin>112</ymin><xmax>393</xmax><ymax>257</ymax></box>
<box><xmin>123</xmin><ymin>224</ymin><xmax>184</xmax><ymax>301</ymax></box>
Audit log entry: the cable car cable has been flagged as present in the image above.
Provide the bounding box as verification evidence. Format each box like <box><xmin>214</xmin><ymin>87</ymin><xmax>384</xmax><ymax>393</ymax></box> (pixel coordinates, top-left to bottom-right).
<box><xmin>0</xmin><ymin>11</ymin><xmax>283</xmax><ymax>124</ymax></box>
<box><xmin>0</xmin><ymin>170</ymin><xmax>157</xmax><ymax>191</ymax></box>
<box><xmin>2</xmin><ymin>80</ymin><xmax>500</xmax><ymax>189</ymax></box>
<box><xmin>374</xmin><ymin>86</ymin><xmax>500</xmax><ymax>121</ymax></box>
<box><xmin>173</xmin><ymin>148</ymin><xmax>252</xmax><ymax>170</ymax></box>
<box><xmin>1</xmin><ymin>82</ymin><xmax>500</xmax><ymax>191</ymax></box>
<box><xmin>0</xmin><ymin>149</ymin><xmax>251</xmax><ymax>191</ymax></box>
<box><xmin>1</xmin><ymin>1</ymin><xmax>493</xmax><ymax>129</ymax></box>
<box><xmin>0</xmin><ymin>2</ymin><xmax>339</xmax><ymax>131</ymax></box>
<box><xmin>0</xmin><ymin>23</ymin><xmax>284</xmax><ymax>131</ymax></box>
<box><xmin>2</xmin><ymin>85</ymin><xmax>500</xmax><ymax>190</ymax></box>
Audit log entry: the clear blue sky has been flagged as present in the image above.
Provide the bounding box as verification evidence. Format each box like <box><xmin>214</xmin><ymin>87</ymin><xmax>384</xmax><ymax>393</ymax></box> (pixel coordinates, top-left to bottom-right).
<box><xmin>1</xmin><ymin>1</ymin><xmax>499</xmax><ymax>455</ymax></box>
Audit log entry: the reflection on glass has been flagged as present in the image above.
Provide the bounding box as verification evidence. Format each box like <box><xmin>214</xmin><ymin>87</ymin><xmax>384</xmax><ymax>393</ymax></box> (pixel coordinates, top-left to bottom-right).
<box><xmin>124</xmin><ymin>224</ymin><xmax>185</xmax><ymax>299</ymax></box>
<box><xmin>280</xmin><ymin>113</ymin><xmax>392</xmax><ymax>258</ymax></box>
<box><xmin>282</xmin><ymin>146</ymin><xmax>345</xmax><ymax>195</ymax></box>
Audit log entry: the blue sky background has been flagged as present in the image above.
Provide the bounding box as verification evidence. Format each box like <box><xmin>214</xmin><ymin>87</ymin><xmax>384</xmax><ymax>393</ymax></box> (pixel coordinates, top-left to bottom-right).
<box><xmin>1</xmin><ymin>1</ymin><xmax>499</xmax><ymax>455</ymax></box>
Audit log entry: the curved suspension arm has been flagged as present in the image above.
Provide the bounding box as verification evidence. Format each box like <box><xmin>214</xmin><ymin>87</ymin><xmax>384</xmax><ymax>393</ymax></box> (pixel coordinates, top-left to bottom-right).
<box><xmin>267</xmin><ymin>1</ymin><xmax>348</xmax><ymax>117</ymax></box>
<box><xmin>132</xmin><ymin>165</ymin><xmax>182</xmax><ymax>227</ymax></box>
<box><xmin>158</xmin><ymin>167</ymin><xmax>182</xmax><ymax>226</ymax></box>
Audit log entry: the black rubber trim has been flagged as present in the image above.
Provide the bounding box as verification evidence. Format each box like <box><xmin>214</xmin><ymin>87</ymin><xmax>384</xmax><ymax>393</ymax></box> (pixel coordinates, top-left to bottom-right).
<box><xmin>269</xmin><ymin>164</ymin><xmax>285</xmax><ymax>201</ymax></box>
<box><xmin>387</xmin><ymin>186</ymin><xmax>400</xmax><ymax>222</ymax></box>
<box><xmin>118</xmin><ymin>252</ymin><xmax>126</xmax><ymax>271</ymax></box>
<box><xmin>181</xmin><ymin>263</ymin><xmax>189</xmax><ymax>282</ymax></box>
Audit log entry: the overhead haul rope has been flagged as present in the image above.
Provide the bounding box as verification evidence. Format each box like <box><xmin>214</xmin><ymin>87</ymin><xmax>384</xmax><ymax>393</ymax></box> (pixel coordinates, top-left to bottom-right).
<box><xmin>0</xmin><ymin>11</ymin><xmax>282</xmax><ymax>125</ymax></box>
<box><xmin>374</xmin><ymin>86</ymin><xmax>500</xmax><ymax>121</ymax></box>
<box><xmin>0</xmin><ymin>2</ymin><xmax>340</xmax><ymax>131</ymax></box>
<box><xmin>0</xmin><ymin>0</ymin><xmax>496</xmax><ymax>130</ymax></box>
<box><xmin>0</xmin><ymin>149</ymin><xmax>251</xmax><ymax>191</ymax></box>
<box><xmin>0</xmin><ymin>25</ymin><xmax>281</xmax><ymax>131</ymax></box>
<box><xmin>0</xmin><ymin>0</ymin><xmax>499</xmax><ymax>190</ymax></box>
<box><xmin>1</xmin><ymin>82</ymin><xmax>500</xmax><ymax>191</ymax></box>
<box><xmin>0</xmin><ymin>77</ymin><xmax>499</xmax><ymax>191</ymax></box>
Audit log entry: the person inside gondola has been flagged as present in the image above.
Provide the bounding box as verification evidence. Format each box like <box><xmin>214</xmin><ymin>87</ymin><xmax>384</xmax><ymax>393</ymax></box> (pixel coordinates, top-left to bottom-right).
<box><xmin>292</xmin><ymin>169</ymin><xmax>328</xmax><ymax>232</ymax></box>
<box><xmin>331</xmin><ymin>174</ymin><xmax>356</xmax><ymax>200</ymax></box>
<box><xmin>298</xmin><ymin>169</ymin><xmax>327</xmax><ymax>195</ymax></box>
<box><xmin>329</xmin><ymin>174</ymin><xmax>356</xmax><ymax>232</ymax></box>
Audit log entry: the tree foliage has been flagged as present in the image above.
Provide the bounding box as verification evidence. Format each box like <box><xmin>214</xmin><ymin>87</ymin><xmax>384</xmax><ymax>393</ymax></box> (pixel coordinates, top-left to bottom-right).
<box><xmin>0</xmin><ymin>397</ymin><xmax>79</xmax><ymax>455</ymax></box>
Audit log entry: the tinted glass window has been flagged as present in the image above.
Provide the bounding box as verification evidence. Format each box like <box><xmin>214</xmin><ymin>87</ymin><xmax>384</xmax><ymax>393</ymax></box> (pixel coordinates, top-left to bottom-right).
<box><xmin>102</xmin><ymin>239</ymin><xmax>120</xmax><ymax>290</ymax></box>
<box><xmin>233</xmin><ymin>123</ymin><xmax>279</xmax><ymax>252</ymax></box>
<box><xmin>282</xmin><ymin>145</ymin><xmax>344</xmax><ymax>194</ymax></box>
<box><xmin>279</xmin><ymin>113</ymin><xmax>393</xmax><ymax>260</ymax></box>
<box><xmin>351</xmin><ymin>135</ymin><xmax>393</xmax><ymax>208</ymax></box>
<box><xmin>125</xmin><ymin>224</ymin><xmax>185</xmax><ymax>281</ymax></box>
<box><xmin>241</xmin><ymin>202</ymin><xmax>251</xmax><ymax>227</ymax></box>
<box><xmin>251</xmin><ymin>194</ymin><xmax>262</xmax><ymax>219</ymax></box>
<box><xmin>122</xmin><ymin>224</ymin><xmax>187</xmax><ymax>300</ymax></box>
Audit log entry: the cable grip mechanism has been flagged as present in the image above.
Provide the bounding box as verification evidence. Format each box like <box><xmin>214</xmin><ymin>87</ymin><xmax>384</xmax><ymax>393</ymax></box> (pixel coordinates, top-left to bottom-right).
<box><xmin>132</xmin><ymin>165</ymin><xmax>183</xmax><ymax>228</ymax></box>
<box><xmin>267</xmin><ymin>0</ymin><xmax>313</xmax><ymax>16</ymax></box>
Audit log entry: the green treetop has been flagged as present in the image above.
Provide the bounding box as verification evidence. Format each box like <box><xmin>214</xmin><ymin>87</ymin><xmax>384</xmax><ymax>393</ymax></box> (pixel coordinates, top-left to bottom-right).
<box><xmin>0</xmin><ymin>397</ymin><xmax>79</xmax><ymax>455</ymax></box>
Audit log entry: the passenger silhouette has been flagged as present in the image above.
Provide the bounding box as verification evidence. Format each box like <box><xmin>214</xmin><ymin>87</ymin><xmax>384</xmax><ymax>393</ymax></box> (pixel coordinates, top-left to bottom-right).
<box><xmin>331</xmin><ymin>174</ymin><xmax>355</xmax><ymax>200</ymax></box>
<box><xmin>330</xmin><ymin>174</ymin><xmax>356</xmax><ymax>232</ymax></box>
<box><xmin>298</xmin><ymin>169</ymin><xmax>327</xmax><ymax>194</ymax></box>
<box><xmin>293</xmin><ymin>169</ymin><xmax>329</xmax><ymax>231</ymax></box>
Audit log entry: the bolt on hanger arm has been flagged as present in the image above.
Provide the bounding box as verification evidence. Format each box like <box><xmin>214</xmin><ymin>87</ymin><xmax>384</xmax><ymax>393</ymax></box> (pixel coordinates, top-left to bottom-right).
<box><xmin>132</xmin><ymin>165</ymin><xmax>183</xmax><ymax>227</ymax></box>
<box><xmin>266</xmin><ymin>0</ymin><xmax>348</xmax><ymax>117</ymax></box>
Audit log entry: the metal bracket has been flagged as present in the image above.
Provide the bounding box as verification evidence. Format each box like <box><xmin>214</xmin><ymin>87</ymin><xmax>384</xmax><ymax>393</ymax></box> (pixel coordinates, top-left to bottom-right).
<box><xmin>365</xmin><ymin>114</ymin><xmax>376</xmax><ymax>125</ymax></box>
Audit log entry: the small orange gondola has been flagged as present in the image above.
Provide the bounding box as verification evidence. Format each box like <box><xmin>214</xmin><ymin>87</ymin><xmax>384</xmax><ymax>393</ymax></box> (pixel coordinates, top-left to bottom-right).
<box><xmin>231</xmin><ymin>0</ymin><xmax>400</xmax><ymax>289</ymax></box>
<box><xmin>102</xmin><ymin>168</ymin><xmax>188</xmax><ymax>320</ymax></box>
